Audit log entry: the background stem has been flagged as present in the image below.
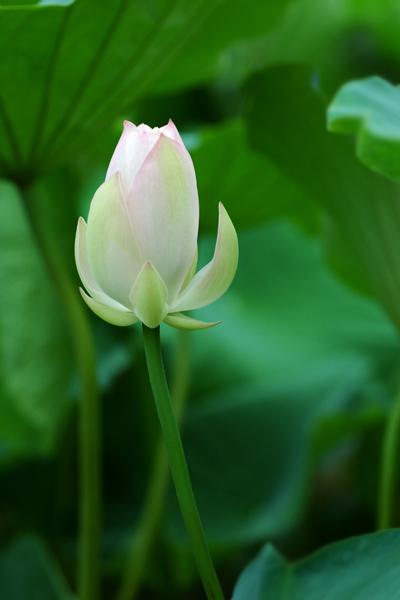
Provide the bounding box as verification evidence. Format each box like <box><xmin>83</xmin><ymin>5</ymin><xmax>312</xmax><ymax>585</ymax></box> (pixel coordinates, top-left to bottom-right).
<box><xmin>19</xmin><ymin>182</ymin><xmax>101</xmax><ymax>600</ymax></box>
<box><xmin>378</xmin><ymin>382</ymin><xmax>400</xmax><ymax>529</ymax></box>
<box><xmin>115</xmin><ymin>330</ymin><xmax>191</xmax><ymax>600</ymax></box>
<box><xmin>142</xmin><ymin>324</ymin><xmax>224</xmax><ymax>600</ymax></box>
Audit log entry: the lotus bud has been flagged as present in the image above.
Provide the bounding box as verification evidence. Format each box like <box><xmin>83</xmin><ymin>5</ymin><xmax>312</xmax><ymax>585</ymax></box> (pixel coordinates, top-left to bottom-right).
<box><xmin>75</xmin><ymin>120</ymin><xmax>238</xmax><ymax>330</ymax></box>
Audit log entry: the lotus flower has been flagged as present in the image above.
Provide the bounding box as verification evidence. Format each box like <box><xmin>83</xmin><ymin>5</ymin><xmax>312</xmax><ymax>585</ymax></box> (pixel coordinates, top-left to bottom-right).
<box><xmin>75</xmin><ymin>120</ymin><xmax>238</xmax><ymax>330</ymax></box>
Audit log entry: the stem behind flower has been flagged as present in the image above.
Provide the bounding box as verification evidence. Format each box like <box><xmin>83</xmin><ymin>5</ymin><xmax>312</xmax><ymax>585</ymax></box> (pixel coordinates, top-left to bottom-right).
<box><xmin>378</xmin><ymin>382</ymin><xmax>400</xmax><ymax>529</ymax></box>
<box><xmin>19</xmin><ymin>182</ymin><xmax>101</xmax><ymax>600</ymax></box>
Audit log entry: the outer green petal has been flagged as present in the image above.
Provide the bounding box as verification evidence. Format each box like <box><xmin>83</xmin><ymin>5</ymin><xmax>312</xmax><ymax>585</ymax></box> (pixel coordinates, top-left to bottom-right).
<box><xmin>75</xmin><ymin>217</ymin><xmax>100</xmax><ymax>294</ymax></box>
<box><xmin>80</xmin><ymin>288</ymin><xmax>139</xmax><ymax>327</ymax></box>
<box><xmin>164</xmin><ymin>312</ymin><xmax>220</xmax><ymax>330</ymax></box>
<box><xmin>179</xmin><ymin>246</ymin><xmax>198</xmax><ymax>293</ymax></box>
<box><xmin>129</xmin><ymin>262</ymin><xmax>168</xmax><ymax>329</ymax></box>
<box><xmin>172</xmin><ymin>203</ymin><xmax>238</xmax><ymax>312</ymax></box>
<box><xmin>86</xmin><ymin>172</ymin><xmax>142</xmax><ymax>307</ymax></box>
<box><xmin>75</xmin><ymin>217</ymin><xmax>129</xmax><ymax>311</ymax></box>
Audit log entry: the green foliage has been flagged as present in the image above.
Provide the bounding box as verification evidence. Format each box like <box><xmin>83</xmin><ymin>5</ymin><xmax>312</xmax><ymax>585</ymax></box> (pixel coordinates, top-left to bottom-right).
<box><xmin>2</xmin><ymin>0</ymin><xmax>400</xmax><ymax>598</ymax></box>
<box><xmin>191</xmin><ymin>120</ymin><xmax>314</xmax><ymax>232</ymax></box>
<box><xmin>244</xmin><ymin>65</ymin><xmax>400</xmax><ymax>334</ymax></box>
<box><xmin>0</xmin><ymin>180</ymin><xmax>73</xmax><ymax>458</ymax></box>
<box><xmin>0</xmin><ymin>0</ymin><xmax>292</xmax><ymax>179</ymax></box>
<box><xmin>0</xmin><ymin>536</ymin><xmax>75</xmax><ymax>599</ymax></box>
<box><xmin>328</xmin><ymin>77</ymin><xmax>400</xmax><ymax>184</ymax></box>
<box><xmin>232</xmin><ymin>530</ymin><xmax>400</xmax><ymax>600</ymax></box>
<box><xmin>170</xmin><ymin>220</ymin><xmax>399</xmax><ymax>544</ymax></box>
<box><xmin>218</xmin><ymin>0</ymin><xmax>347</xmax><ymax>85</ymax></box>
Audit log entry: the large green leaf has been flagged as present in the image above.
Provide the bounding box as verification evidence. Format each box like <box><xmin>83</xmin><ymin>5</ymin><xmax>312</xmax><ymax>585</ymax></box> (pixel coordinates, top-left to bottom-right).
<box><xmin>0</xmin><ymin>180</ymin><xmax>74</xmax><ymax>458</ymax></box>
<box><xmin>167</xmin><ymin>220</ymin><xmax>399</xmax><ymax>544</ymax></box>
<box><xmin>328</xmin><ymin>77</ymin><xmax>400</xmax><ymax>184</ymax></box>
<box><xmin>0</xmin><ymin>536</ymin><xmax>75</xmax><ymax>599</ymax></box>
<box><xmin>0</xmin><ymin>0</ymin><xmax>294</xmax><ymax>179</ymax></box>
<box><xmin>244</xmin><ymin>65</ymin><xmax>400</xmax><ymax>334</ymax></box>
<box><xmin>232</xmin><ymin>530</ymin><xmax>400</xmax><ymax>600</ymax></box>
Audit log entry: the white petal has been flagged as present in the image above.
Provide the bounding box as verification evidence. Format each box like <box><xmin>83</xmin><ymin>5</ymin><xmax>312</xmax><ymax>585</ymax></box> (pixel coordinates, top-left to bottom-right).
<box><xmin>172</xmin><ymin>203</ymin><xmax>238</xmax><ymax>312</ymax></box>
<box><xmin>137</xmin><ymin>124</ymin><xmax>154</xmax><ymax>133</ymax></box>
<box><xmin>160</xmin><ymin>119</ymin><xmax>184</xmax><ymax>143</ymax></box>
<box><xmin>106</xmin><ymin>121</ymin><xmax>135</xmax><ymax>181</ymax></box>
<box><xmin>126</xmin><ymin>134</ymin><xmax>199</xmax><ymax>304</ymax></box>
<box><xmin>80</xmin><ymin>288</ymin><xmax>139</xmax><ymax>327</ymax></box>
<box><xmin>129</xmin><ymin>262</ymin><xmax>168</xmax><ymax>329</ymax></box>
<box><xmin>164</xmin><ymin>312</ymin><xmax>220</xmax><ymax>330</ymax></box>
<box><xmin>86</xmin><ymin>173</ymin><xmax>142</xmax><ymax>307</ymax></box>
<box><xmin>106</xmin><ymin>121</ymin><xmax>159</xmax><ymax>194</ymax></box>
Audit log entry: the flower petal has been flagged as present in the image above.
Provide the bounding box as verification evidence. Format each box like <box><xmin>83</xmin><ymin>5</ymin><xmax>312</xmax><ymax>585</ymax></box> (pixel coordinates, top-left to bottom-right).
<box><xmin>172</xmin><ymin>203</ymin><xmax>238</xmax><ymax>312</ymax></box>
<box><xmin>75</xmin><ymin>216</ymin><xmax>102</xmax><ymax>295</ymax></box>
<box><xmin>129</xmin><ymin>262</ymin><xmax>168</xmax><ymax>329</ymax></box>
<box><xmin>160</xmin><ymin>119</ymin><xmax>184</xmax><ymax>143</ymax></box>
<box><xmin>179</xmin><ymin>246</ymin><xmax>198</xmax><ymax>293</ymax></box>
<box><xmin>75</xmin><ymin>217</ymin><xmax>131</xmax><ymax>310</ymax></box>
<box><xmin>80</xmin><ymin>288</ymin><xmax>139</xmax><ymax>327</ymax></box>
<box><xmin>86</xmin><ymin>172</ymin><xmax>142</xmax><ymax>307</ymax></box>
<box><xmin>126</xmin><ymin>133</ymin><xmax>199</xmax><ymax>305</ymax></box>
<box><xmin>106</xmin><ymin>121</ymin><xmax>135</xmax><ymax>181</ymax></box>
<box><xmin>107</xmin><ymin>122</ymin><xmax>160</xmax><ymax>194</ymax></box>
<box><xmin>164</xmin><ymin>312</ymin><xmax>220</xmax><ymax>330</ymax></box>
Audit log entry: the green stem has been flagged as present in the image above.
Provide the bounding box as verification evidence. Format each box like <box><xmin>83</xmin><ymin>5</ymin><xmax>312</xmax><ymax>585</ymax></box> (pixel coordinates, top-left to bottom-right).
<box><xmin>378</xmin><ymin>383</ymin><xmax>400</xmax><ymax>529</ymax></box>
<box><xmin>142</xmin><ymin>325</ymin><xmax>224</xmax><ymax>600</ymax></box>
<box><xmin>19</xmin><ymin>183</ymin><xmax>101</xmax><ymax>600</ymax></box>
<box><xmin>115</xmin><ymin>330</ymin><xmax>191</xmax><ymax>600</ymax></box>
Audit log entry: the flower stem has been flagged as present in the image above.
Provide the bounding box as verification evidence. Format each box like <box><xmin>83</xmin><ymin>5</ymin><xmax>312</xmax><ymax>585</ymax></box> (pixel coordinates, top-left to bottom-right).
<box><xmin>19</xmin><ymin>182</ymin><xmax>101</xmax><ymax>600</ymax></box>
<box><xmin>115</xmin><ymin>330</ymin><xmax>191</xmax><ymax>600</ymax></box>
<box><xmin>142</xmin><ymin>325</ymin><xmax>224</xmax><ymax>600</ymax></box>
<box><xmin>378</xmin><ymin>383</ymin><xmax>400</xmax><ymax>529</ymax></box>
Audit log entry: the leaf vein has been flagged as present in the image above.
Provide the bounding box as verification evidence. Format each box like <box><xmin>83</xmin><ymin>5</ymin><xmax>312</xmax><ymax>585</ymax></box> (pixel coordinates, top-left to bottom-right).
<box><xmin>45</xmin><ymin>0</ymin><xmax>219</xmax><ymax>167</ymax></box>
<box><xmin>39</xmin><ymin>0</ymin><xmax>132</xmax><ymax>159</ymax></box>
<box><xmin>28</xmin><ymin>4</ymin><xmax>73</xmax><ymax>166</ymax></box>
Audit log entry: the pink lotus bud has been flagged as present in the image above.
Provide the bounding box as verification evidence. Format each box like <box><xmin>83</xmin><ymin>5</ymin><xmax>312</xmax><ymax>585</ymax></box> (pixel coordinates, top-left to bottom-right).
<box><xmin>75</xmin><ymin>120</ymin><xmax>238</xmax><ymax>330</ymax></box>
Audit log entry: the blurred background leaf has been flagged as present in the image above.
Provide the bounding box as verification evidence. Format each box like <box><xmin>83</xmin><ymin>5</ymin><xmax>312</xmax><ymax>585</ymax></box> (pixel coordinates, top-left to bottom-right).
<box><xmin>232</xmin><ymin>530</ymin><xmax>400</xmax><ymax>600</ymax></box>
<box><xmin>0</xmin><ymin>180</ymin><xmax>74</xmax><ymax>459</ymax></box>
<box><xmin>215</xmin><ymin>0</ymin><xmax>348</xmax><ymax>86</ymax></box>
<box><xmin>244</xmin><ymin>65</ymin><xmax>400</xmax><ymax>334</ymax></box>
<box><xmin>167</xmin><ymin>219</ymin><xmax>399</xmax><ymax>547</ymax></box>
<box><xmin>0</xmin><ymin>535</ymin><xmax>75</xmax><ymax>600</ymax></box>
<box><xmin>190</xmin><ymin>120</ymin><xmax>315</xmax><ymax>232</ymax></box>
<box><xmin>328</xmin><ymin>76</ymin><xmax>400</xmax><ymax>183</ymax></box>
